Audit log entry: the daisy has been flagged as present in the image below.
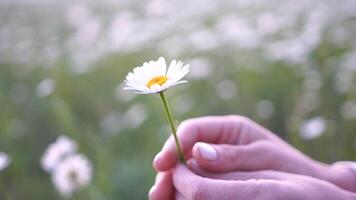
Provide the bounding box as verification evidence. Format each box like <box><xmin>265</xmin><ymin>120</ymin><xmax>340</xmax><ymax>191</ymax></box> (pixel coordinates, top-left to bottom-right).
<box><xmin>52</xmin><ymin>154</ymin><xmax>93</xmax><ymax>197</ymax></box>
<box><xmin>123</xmin><ymin>57</ymin><xmax>189</xmax><ymax>94</ymax></box>
<box><xmin>41</xmin><ymin>136</ymin><xmax>77</xmax><ymax>172</ymax></box>
<box><xmin>123</xmin><ymin>57</ymin><xmax>190</xmax><ymax>164</ymax></box>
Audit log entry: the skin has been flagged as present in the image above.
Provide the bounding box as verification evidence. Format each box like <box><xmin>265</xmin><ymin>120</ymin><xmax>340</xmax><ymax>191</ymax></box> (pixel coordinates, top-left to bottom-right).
<box><xmin>149</xmin><ymin>115</ymin><xmax>356</xmax><ymax>200</ymax></box>
<box><xmin>152</xmin><ymin>163</ymin><xmax>356</xmax><ymax>200</ymax></box>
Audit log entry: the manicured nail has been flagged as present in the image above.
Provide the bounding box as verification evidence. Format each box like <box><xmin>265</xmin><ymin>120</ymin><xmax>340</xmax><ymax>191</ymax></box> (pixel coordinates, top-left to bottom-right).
<box><xmin>196</xmin><ymin>142</ymin><xmax>217</xmax><ymax>161</ymax></box>
<box><xmin>154</xmin><ymin>152</ymin><xmax>163</xmax><ymax>164</ymax></box>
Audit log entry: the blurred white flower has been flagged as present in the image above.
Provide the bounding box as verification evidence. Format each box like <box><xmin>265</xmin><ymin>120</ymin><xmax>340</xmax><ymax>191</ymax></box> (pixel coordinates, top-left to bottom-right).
<box><xmin>146</xmin><ymin>0</ymin><xmax>173</xmax><ymax>16</ymax></box>
<box><xmin>256</xmin><ymin>100</ymin><xmax>275</xmax><ymax>119</ymax></box>
<box><xmin>0</xmin><ymin>152</ymin><xmax>11</xmax><ymax>172</ymax></box>
<box><xmin>267</xmin><ymin>39</ymin><xmax>309</xmax><ymax>63</ymax></box>
<box><xmin>257</xmin><ymin>12</ymin><xmax>280</xmax><ymax>34</ymax></box>
<box><xmin>216</xmin><ymin>16</ymin><xmax>260</xmax><ymax>48</ymax></box>
<box><xmin>52</xmin><ymin>154</ymin><xmax>93</xmax><ymax>198</ymax></box>
<box><xmin>107</xmin><ymin>12</ymin><xmax>138</xmax><ymax>51</ymax></box>
<box><xmin>299</xmin><ymin>117</ymin><xmax>326</xmax><ymax>140</ymax></box>
<box><xmin>187</xmin><ymin>58</ymin><xmax>213</xmax><ymax>80</ymax></box>
<box><xmin>122</xmin><ymin>103</ymin><xmax>149</xmax><ymax>129</ymax></box>
<box><xmin>100</xmin><ymin>111</ymin><xmax>122</xmax><ymax>135</ymax></box>
<box><xmin>41</xmin><ymin>136</ymin><xmax>77</xmax><ymax>172</ymax></box>
<box><xmin>36</xmin><ymin>78</ymin><xmax>56</xmax><ymax>97</ymax></box>
<box><xmin>188</xmin><ymin>29</ymin><xmax>218</xmax><ymax>51</ymax></box>
<box><xmin>215</xmin><ymin>80</ymin><xmax>237</xmax><ymax>100</ymax></box>
<box><xmin>66</xmin><ymin>3</ymin><xmax>91</xmax><ymax>28</ymax></box>
<box><xmin>340</xmin><ymin>101</ymin><xmax>356</xmax><ymax>120</ymax></box>
<box><xmin>172</xmin><ymin>94</ymin><xmax>195</xmax><ymax>115</ymax></box>
<box><xmin>161</xmin><ymin>36</ymin><xmax>187</xmax><ymax>57</ymax></box>
<box><xmin>124</xmin><ymin>57</ymin><xmax>189</xmax><ymax>94</ymax></box>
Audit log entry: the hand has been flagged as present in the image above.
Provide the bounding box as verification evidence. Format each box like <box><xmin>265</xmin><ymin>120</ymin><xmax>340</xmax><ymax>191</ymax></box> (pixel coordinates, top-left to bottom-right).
<box><xmin>151</xmin><ymin>116</ymin><xmax>356</xmax><ymax>197</ymax></box>
<box><xmin>151</xmin><ymin>164</ymin><xmax>356</xmax><ymax>200</ymax></box>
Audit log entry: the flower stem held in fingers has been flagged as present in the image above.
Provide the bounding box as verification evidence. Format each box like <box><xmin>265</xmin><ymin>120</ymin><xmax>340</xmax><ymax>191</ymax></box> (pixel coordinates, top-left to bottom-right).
<box><xmin>159</xmin><ymin>92</ymin><xmax>186</xmax><ymax>164</ymax></box>
<box><xmin>124</xmin><ymin>57</ymin><xmax>190</xmax><ymax>164</ymax></box>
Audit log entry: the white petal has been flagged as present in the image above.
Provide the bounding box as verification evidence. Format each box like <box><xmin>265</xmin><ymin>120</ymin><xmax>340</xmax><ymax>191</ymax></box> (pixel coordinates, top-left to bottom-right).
<box><xmin>157</xmin><ymin>57</ymin><xmax>167</xmax><ymax>75</ymax></box>
<box><xmin>166</xmin><ymin>60</ymin><xmax>177</xmax><ymax>77</ymax></box>
<box><xmin>170</xmin><ymin>65</ymin><xmax>190</xmax><ymax>82</ymax></box>
<box><xmin>134</xmin><ymin>90</ymin><xmax>155</xmax><ymax>94</ymax></box>
<box><xmin>171</xmin><ymin>80</ymin><xmax>188</xmax><ymax>86</ymax></box>
<box><xmin>150</xmin><ymin>84</ymin><xmax>164</xmax><ymax>93</ymax></box>
<box><xmin>167</xmin><ymin>60</ymin><xmax>185</xmax><ymax>78</ymax></box>
<box><xmin>160</xmin><ymin>79</ymin><xmax>187</xmax><ymax>91</ymax></box>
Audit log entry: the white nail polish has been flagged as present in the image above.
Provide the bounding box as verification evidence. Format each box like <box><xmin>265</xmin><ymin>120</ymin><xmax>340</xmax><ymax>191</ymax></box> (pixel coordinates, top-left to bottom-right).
<box><xmin>197</xmin><ymin>142</ymin><xmax>217</xmax><ymax>161</ymax></box>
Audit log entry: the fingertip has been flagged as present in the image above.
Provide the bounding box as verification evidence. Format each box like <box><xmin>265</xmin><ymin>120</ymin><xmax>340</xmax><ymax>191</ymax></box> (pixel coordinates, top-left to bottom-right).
<box><xmin>153</xmin><ymin>151</ymin><xmax>164</xmax><ymax>171</ymax></box>
<box><xmin>153</xmin><ymin>150</ymin><xmax>177</xmax><ymax>171</ymax></box>
<box><xmin>149</xmin><ymin>172</ymin><xmax>174</xmax><ymax>200</ymax></box>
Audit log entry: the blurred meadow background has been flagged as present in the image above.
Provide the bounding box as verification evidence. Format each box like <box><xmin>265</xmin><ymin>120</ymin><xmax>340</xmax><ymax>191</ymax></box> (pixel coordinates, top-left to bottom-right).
<box><xmin>1</xmin><ymin>0</ymin><xmax>356</xmax><ymax>199</ymax></box>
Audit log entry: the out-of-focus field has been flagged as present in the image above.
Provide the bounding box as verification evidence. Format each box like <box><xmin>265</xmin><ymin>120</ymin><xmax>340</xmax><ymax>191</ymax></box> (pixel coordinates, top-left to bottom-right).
<box><xmin>0</xmin><ymin>0</ymin><xmax>355</xmax><ymax>199</ymax></box>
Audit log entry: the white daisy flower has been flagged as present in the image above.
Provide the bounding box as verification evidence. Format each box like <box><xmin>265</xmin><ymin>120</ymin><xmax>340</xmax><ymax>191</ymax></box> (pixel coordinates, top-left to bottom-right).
<box><xmin>299</xmin><ymin>117</ymin><xmax>327</xmax><ymax>140</ymax></box>
<box><xmin>52</xmin><ymin>154</ymin><xmax>93</xmax><ymax>198</ymax></box>
<box><xmin>0</xmin><ymin>152</ymin><xmax>11</xmax><ymax>172</ymax></box>
<box><xmin>124</xmin><ymin>57</ymin><xmax>190</xmax><ymax>94</ymax></box>
<box><xmin>41</xmin><ymin>136</ymin><xmax>77</xmax><ymax>172</ymax></box>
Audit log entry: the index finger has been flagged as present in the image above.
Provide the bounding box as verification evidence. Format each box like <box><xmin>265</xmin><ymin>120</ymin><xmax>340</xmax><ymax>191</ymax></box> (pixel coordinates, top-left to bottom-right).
<box><xmin>154</xmin><ymin>115</ymin><xmax>268</xmax><ymax>171</ymax></box>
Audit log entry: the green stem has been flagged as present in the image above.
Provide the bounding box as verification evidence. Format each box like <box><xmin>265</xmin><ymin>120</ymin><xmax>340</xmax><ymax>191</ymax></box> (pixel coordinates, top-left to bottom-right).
<box><xmin>159</xmin><ymin>92</ymin><xmax>186</xmax><ymax>164</ymax></box>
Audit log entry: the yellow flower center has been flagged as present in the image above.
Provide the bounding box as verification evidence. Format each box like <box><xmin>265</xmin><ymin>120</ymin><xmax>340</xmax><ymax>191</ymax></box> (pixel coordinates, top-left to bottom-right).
<box><xmin>146</xmin><ymin>76</ymin><xmax>168</xmax><ymax>88</ymax></box>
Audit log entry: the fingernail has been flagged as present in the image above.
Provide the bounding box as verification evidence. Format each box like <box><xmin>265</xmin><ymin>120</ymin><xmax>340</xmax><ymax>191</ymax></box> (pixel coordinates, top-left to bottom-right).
<box><xmin>197</xmin><ymin>142</ymin><xmax>217</xmax><ymax>161</ymax></box>
<box><xmin>154</xmin><ymin>152</ymin><xmax>163</xmax><ymax>164</ymax></box>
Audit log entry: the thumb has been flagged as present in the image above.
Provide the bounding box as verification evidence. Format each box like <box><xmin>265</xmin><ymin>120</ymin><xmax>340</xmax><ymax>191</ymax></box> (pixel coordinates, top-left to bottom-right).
<box><xmin>192</xmin><ymin>141</ymin><xmax>277</xmax><ymax>172</ymax></box>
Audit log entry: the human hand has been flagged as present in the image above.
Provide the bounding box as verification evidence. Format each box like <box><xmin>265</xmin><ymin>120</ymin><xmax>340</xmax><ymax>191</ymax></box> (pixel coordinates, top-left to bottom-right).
<box><xmin>150</xmin><ymin>164</ymin><xmax>356</xmax><ymax>200</ymax></box>
<box><xmin>152</xmin><ymin>116</ymin><xmax>356</xmax><ymax>194</ymax></box>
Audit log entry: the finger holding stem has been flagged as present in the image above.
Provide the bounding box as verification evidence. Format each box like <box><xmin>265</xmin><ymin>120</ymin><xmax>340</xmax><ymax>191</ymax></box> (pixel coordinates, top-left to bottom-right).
<box><xmin>159</xmin><ymin>92</ymin><xmax>187</xmax><ymax>164</ymax></box>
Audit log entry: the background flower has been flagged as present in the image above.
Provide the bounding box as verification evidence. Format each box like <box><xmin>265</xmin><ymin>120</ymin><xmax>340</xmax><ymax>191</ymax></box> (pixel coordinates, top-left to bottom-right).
<box><xmin>41</xmin><ymin>136</ymin><xmax>93</xmax><ymax>198</ymax></box>
<box><xmin>0</xmin><ymin>152</ymin><xmax>11</xmax><ymax>172</ymax></box>
<box><xmin>41</xmin><ymin>136</ymin><xmax>77</xmax><ymax>172</ymax></box>
<box><xmin>52</xmin><ymin>154</ymin><xmax>93</xmax><ymax>198</ymax></box>
<box><xmin>299</xmin><ymin>117</ymin><xmax>327</xmax><ymax>140</ymax></box>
